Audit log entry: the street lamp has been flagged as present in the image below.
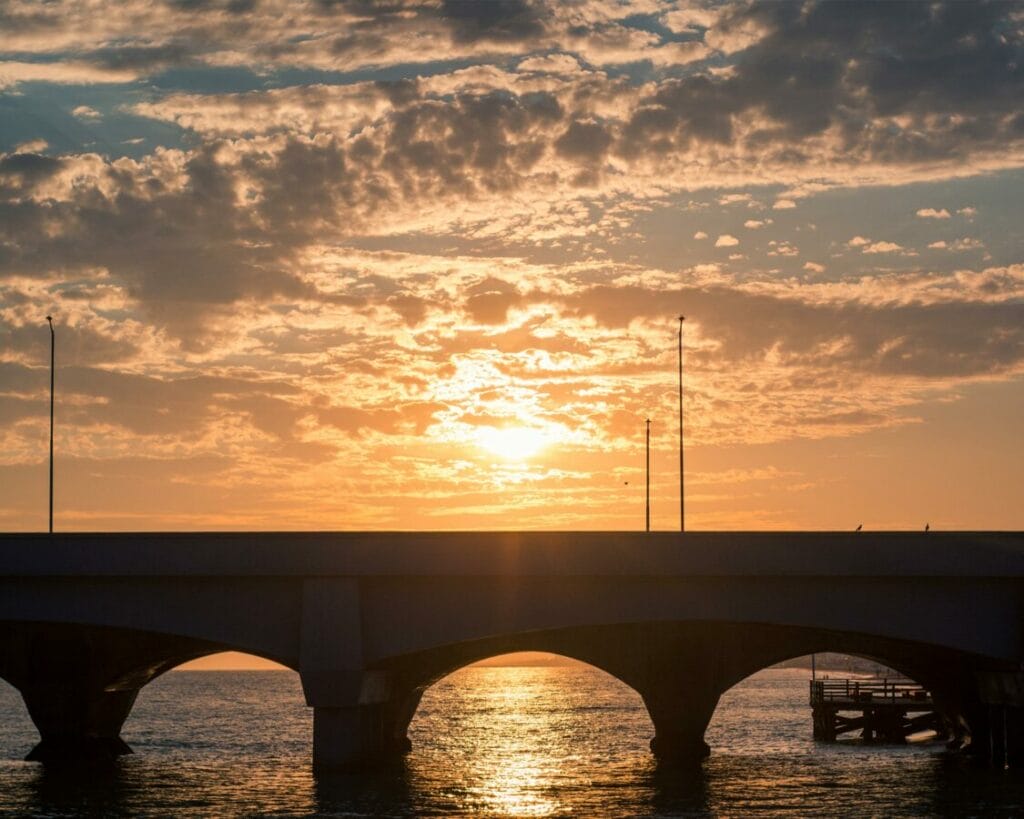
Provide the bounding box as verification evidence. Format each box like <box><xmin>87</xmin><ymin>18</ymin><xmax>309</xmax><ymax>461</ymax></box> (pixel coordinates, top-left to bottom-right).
<box><xmin>46</xmin><ymin>315</ymin><xmax>54</xmax><ymax>534</ymax></box>
<box><xmin>645</xmin><ymin>417</ymin><xmax>651</xmax><ymax>533</ymax></box>
<box><xmin>677</xmin><ymin>315</ymin><xmax>685</xmax><ymax>533</ymax></box>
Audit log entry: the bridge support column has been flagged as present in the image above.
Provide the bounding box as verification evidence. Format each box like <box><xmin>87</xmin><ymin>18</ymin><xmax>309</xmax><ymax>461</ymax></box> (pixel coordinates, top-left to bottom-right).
<box><xmin>1</xmin><ymin>622</ymin><xmax>219</xmax><ymax>765</ymax></box>
<box><xmin>304</xmin><ymin>671</ymin><xmax>419</xmax><ymax>770</ymax></box>
<box><xmin>22</xmin><ymin>683</ymin><xmax>137</xmax><ymax>762</ymax></box>
<box><xmin>0</xmin><ymin>623</ymin><xmax>177</xmax><ymax>764</ymax></box>
<box><xmin>974</xmin><ymin>672</ymin><xmax>1024</xmax><ymax>768</ymax></box>
<box><xmin>300</xmin><ymin>577</ymin><xmax>419</xmax><ymax>770</ymax></box>
<box><xmin>641</xmin><ymin>674</ymin><xmax>721</xmax><ymax>765</ymax></box>
<box><xmin>312</xmin><ymin>699</ymin><xmax>415</xmax><ymax>770</ymax></box>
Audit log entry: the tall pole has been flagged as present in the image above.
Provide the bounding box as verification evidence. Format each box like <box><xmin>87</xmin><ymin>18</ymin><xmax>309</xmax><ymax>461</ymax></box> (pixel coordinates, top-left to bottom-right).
<box><xmin>678</xmin><ymin>315</ymin><xmax>685</xmax><ymax>532</ymax></box>
<box><xmin>46</xmin><ymin>315</ymin><xmax>54</xmax><ymax>534</ymax></box>
<box><xmin>645</xmin><ymin>418</ymin><xmax>651</xmax><ymax>532</ymax></box>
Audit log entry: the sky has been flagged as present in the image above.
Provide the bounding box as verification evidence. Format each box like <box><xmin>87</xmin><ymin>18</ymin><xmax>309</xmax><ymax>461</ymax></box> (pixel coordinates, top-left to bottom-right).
<box><xmin>1</xmin><ymin>0</ymin><xmax>1022</xmax><ymax>533</ymax></box>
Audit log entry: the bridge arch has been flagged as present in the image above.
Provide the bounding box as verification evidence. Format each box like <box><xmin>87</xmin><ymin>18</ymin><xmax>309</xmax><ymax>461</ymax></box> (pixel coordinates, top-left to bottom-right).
<box><xmin>408</xmin><ymin>651</ymin><xmax>649</xmax><ymax>760</ymax></box>
<box><xmin>356</xmin><ymin>621</ymin><xmax>804</xmax><ymax>766</ymax></box>
<box><xmin>332</xmin><ymin>627</ymin><xmax>661</xmax><ymax>765</ymax></box>
<box><xmin>707</xmin><ymin>650</ymin><xmax>947</xmax><ymax>752</ymax></box>
<box><xmin>344</xmin><ymin>619</ymin><xmax>1011</xmax><ymax>770</ymax></box>
<box><xmin>0</xmin><ymin>621</ymin><xmax>298</xmax><ymax>762</ymax></box>
<box><xmin>123</xmin><ymin>651</ymin><xmax>305</xmax><ymax>761</ymax></box>
<box><xmin>689</xmin><ymin>630</ymin><xmax>995</xmax><ymax>754</ymax></box>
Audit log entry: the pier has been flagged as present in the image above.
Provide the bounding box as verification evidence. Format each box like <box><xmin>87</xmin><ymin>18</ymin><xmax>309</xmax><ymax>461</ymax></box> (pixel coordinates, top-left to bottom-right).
<box><xmin>810</xmin><ymin>678</ymin><xmax>942</xmax><ymax>743</ymax></box>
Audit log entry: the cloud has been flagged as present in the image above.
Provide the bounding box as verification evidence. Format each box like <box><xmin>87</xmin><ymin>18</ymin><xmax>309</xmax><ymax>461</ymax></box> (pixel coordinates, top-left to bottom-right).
<box><xmin>441</xmin><ymin>0</ymin><xmax>545</xmax><ymax>44</ymax></box>
<box><xmin>517</xmin><ymin>53</ymin><xmax>583</xmax><ymax>75</ymax></box>
<box><xmin>463</xmin><ymin>277</ymin><xmax>523</xmax><ymax>324</ymax></box>
<box><xmin>554</xmin><ymin>118</ymin><xmax>613</xmax><ymax>163</ymax></box>
<box><xmin>130</xmin><ymin>82</ymin><xmax>397</xmax><ymax>137</ymax></box>
<box><xmin>0</xmin><ymin>60</ymin><xmax>137</xmax><ymax>89</ymax></box>
<box><xmin>106</xmin><ymin>0</ymin><xmax>1024</xmax><ymax>199</ymax></box>
<box><xmin>560</xmin><ymin>275</ymin><xmax>1024</xmax><ymax>382</ymax></box>
<box><xmin>929</xmin><ymin>237</ymin><xmax>984</xmax><ymax>251</ymax></box>
<box><xmin>767</xmin><ymin>240</ymin><xmax>798</xmax><ymax>256</ymax></box>
<box><xmin>1</xmin><ymin>0</ymin><xmax>1023</xmax><ymax>531</ymax></box>
<box><xmin>14</xmin><ymin>139</ymin><xmax>49</xmax><ymax>153</ymax></box>
<box><xmin>843</xmin><ymin>236</ymin><xmax>914</xmax><ymax>256</ymax></box>
<box><xmin>71</xmin><ymin>105</ymin><xmax>102</xmax><ymax>120</ymax></box>
<box><xmin>862</xmin><ymin>241</ymin><xmax>905</xmax><ymax>254</ymax></box>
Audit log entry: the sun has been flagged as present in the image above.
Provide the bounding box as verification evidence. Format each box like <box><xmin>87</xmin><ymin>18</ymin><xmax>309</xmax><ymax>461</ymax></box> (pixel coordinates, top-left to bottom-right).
<box><xmin>474</xmin><ymin>426</ymin><xmax>551</xmax><ymax>461</ymax></box>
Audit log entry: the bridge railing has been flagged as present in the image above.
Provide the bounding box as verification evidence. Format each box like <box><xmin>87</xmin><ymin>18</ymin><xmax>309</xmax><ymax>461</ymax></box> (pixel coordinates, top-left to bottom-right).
<box><xmin>809</xmin><ymin>678</ymin><xmax>931</xmax><ymax>706</ymax></box>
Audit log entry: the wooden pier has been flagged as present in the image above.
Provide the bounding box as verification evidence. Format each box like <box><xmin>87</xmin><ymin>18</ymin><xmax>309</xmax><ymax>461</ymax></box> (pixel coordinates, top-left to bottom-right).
<box><xmin>810</xmin><ymin>678</ymin><xmax>942</xmax><ymax>743</ymax></box>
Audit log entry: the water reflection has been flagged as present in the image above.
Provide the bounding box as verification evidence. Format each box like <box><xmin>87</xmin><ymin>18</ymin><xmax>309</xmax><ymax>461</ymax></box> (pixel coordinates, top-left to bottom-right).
<box><xmin>405</xmin><ymin>662</ymin><xmax>657</xmax><ymax>816</ymax></box>
<box><xmin>5</xmin><ymin>668</ymin><xmax>1024</xmax><ymax>816</ymax></box>
<box><xmin>646</xmin><ymin>760</ymin><xmax>712</xmax><ymax>816</ymax></box>
<box><xmin>314</xmin><ymin>768</ymin><xmax>416</xmax><ymax>817</ymax></box>
<box><xmin>24</xmin><ymin>761</ymin><xmax>135</xmax><ymax>818</ymax></box>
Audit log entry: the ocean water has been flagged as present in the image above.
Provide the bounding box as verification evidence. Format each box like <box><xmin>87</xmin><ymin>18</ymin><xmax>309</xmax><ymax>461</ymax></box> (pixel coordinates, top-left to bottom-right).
<box><xmin>2</xmin><ymin>666</ymin><xmax>1024</xmax><ymax>817</ymax></box>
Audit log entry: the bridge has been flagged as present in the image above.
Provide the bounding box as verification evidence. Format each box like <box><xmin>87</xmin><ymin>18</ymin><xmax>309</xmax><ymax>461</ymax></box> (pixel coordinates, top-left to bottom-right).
<box><xmin>2</xmin><ymin>531</ymin><xmax>1024</xmax><ymax>769</ymax></box>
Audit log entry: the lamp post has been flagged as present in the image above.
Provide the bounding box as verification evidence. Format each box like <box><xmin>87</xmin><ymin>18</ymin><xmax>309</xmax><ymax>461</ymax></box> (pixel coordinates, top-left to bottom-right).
<box><xmin>677</xmin><ymin>315</ymin><xmax>685</xmax><ymax>533</ymax></box>
<box><xmin>645</xmin><ymin>417</ymin><xmax>651</xmax><ymax>533</ymax></box>
<box><xmin>46</xmin><ymin>315</ymin><xmax>54</xmax><ymax>534</ymax></box>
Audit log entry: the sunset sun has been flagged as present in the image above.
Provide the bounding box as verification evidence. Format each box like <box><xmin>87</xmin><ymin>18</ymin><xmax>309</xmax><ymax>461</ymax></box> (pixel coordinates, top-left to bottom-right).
<box><xmin>474</xmin><ymin>426</ymin><xmax>552</xmax><ymax>461</ymax></box>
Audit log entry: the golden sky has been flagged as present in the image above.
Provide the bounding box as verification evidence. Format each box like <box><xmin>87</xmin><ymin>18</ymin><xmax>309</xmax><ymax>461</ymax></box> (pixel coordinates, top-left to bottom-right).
<box><xmin>1</xmin><ymin>1</ymin><xmax>1022</xmax><ymax>532</ymax></box>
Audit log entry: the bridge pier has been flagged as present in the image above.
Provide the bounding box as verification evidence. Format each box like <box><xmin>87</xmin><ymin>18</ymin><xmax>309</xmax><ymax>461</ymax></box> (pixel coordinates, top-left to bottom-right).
<box><xmin>1</xmin><ymin>622</ymin><xmax>220</xmax><ymax>764</ymax></box>
<box><xmin>22</xmin><ymin>683</ymin><xmax>137</xmax><ymax>762</ymax></box>
<box><xmin>305</xmin><ymin>675</ymin><xmax>419</xmax><ymax>770</ymax></box>
<box><xmin>312</xmin><ymin>701</ymin><xmax>414</xmax><ymax>769</ymax></box>
<box><xmin>641</xmin><ymin>672</ymin><xmax>720</xmax><ymax>764</ymax></box>
<box><xmin>971</xmin><ymin>672</ymin><xmax>1024</xmax><ymax>767</ymax></box>
<box><xmin>300</xmin><ymin>578</ymin><xmax>420</xmax><ymax>770</ymax></box>
<box><xmin>562</xmin><ymin>625</ymin><xmax>741</xmax><ymax>766</ymax></box>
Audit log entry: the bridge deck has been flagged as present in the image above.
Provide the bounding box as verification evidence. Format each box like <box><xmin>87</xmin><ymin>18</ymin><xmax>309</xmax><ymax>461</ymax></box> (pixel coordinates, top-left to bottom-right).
<box><xmin>1</xmin><ymin>531</ymin><xmax>1023</xmax><ymax>577</ymax></box>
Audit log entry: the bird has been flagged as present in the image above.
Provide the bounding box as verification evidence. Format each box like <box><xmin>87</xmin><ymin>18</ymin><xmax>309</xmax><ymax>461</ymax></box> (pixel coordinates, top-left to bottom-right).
<box><xmin>855</xmin><ymin>524</ymin><xmax>862</xmax><ymax>532</ymax></box>
<box><xmin>925</xmin><ymin>523</ymin><xmax>930</xmax><ymax>532</ymax></box>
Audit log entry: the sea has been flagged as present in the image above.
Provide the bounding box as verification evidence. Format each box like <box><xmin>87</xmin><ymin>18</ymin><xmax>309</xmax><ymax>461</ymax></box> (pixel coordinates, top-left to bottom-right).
<box><xmin>3</xmin><ymin>665</ymin><xmax>1024</xmax><ymax>817</ymax></box>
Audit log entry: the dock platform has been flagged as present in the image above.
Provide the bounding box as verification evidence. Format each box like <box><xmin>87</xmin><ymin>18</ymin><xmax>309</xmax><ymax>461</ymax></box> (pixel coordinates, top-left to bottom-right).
<box><xmin>810</xmin><ymin>678</ymin><xmax>943</xmax><ymax>743</ymax></box>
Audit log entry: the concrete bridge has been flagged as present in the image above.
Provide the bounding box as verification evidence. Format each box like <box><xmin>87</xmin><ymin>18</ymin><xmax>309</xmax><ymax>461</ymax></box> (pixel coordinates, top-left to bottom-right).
<box><xmin>2</xmin><ymin>531</ymin><xmax>1024</xmax><ymax>769</ymax></box>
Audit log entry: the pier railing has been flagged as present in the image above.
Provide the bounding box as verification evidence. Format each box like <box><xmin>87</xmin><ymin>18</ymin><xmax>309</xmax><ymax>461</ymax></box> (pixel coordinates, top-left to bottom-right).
<box><xmin>810</xmin><ymin>678</ymin><xmax>931</xmax><ymax>706</ymax></box>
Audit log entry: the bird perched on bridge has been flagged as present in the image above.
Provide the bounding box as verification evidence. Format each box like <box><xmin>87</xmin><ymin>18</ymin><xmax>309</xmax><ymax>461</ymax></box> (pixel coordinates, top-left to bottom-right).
<box><xmin>925</xmin><ymin>523</ymin><xmax>930</xmax><ymax>532</ymax></box>
<box><xmin>855</xmin><ymin>524</ymin><xmax>862</xmax><ymax>532</ymax></box>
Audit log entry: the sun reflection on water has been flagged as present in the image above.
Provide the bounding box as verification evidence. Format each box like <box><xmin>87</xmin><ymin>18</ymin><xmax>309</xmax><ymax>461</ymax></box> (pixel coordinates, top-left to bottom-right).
<box><xmin>409</xmin><ymin>663</ymin><xmax>651</xmax><ymax>817</ymax></box>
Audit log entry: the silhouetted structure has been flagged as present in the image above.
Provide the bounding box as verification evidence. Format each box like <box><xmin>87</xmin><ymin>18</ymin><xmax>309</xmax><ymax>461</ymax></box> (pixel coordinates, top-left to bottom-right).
<box><xmin>1</xmin><ymin>530</ymin><xmax>1023</xmax><ymax>770</ymax></box>
<box><xmin>645</xmin><ymin>418</ymin><xmax>651</xmax><ymax>532</ymax></box>
<box><xmin>46</xmin><ymin>316</ymin><xmax>54</xmax><ymax>534</ymax></box>
<box><xmin>677</xmin><ymin>315</ymin><xmax>685</xmax><ymax>532</ymax></box>
<box><xmin>810</xmin><ymin>678</ymin><xmax>941</xmax><ymax>743</ymax></box>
